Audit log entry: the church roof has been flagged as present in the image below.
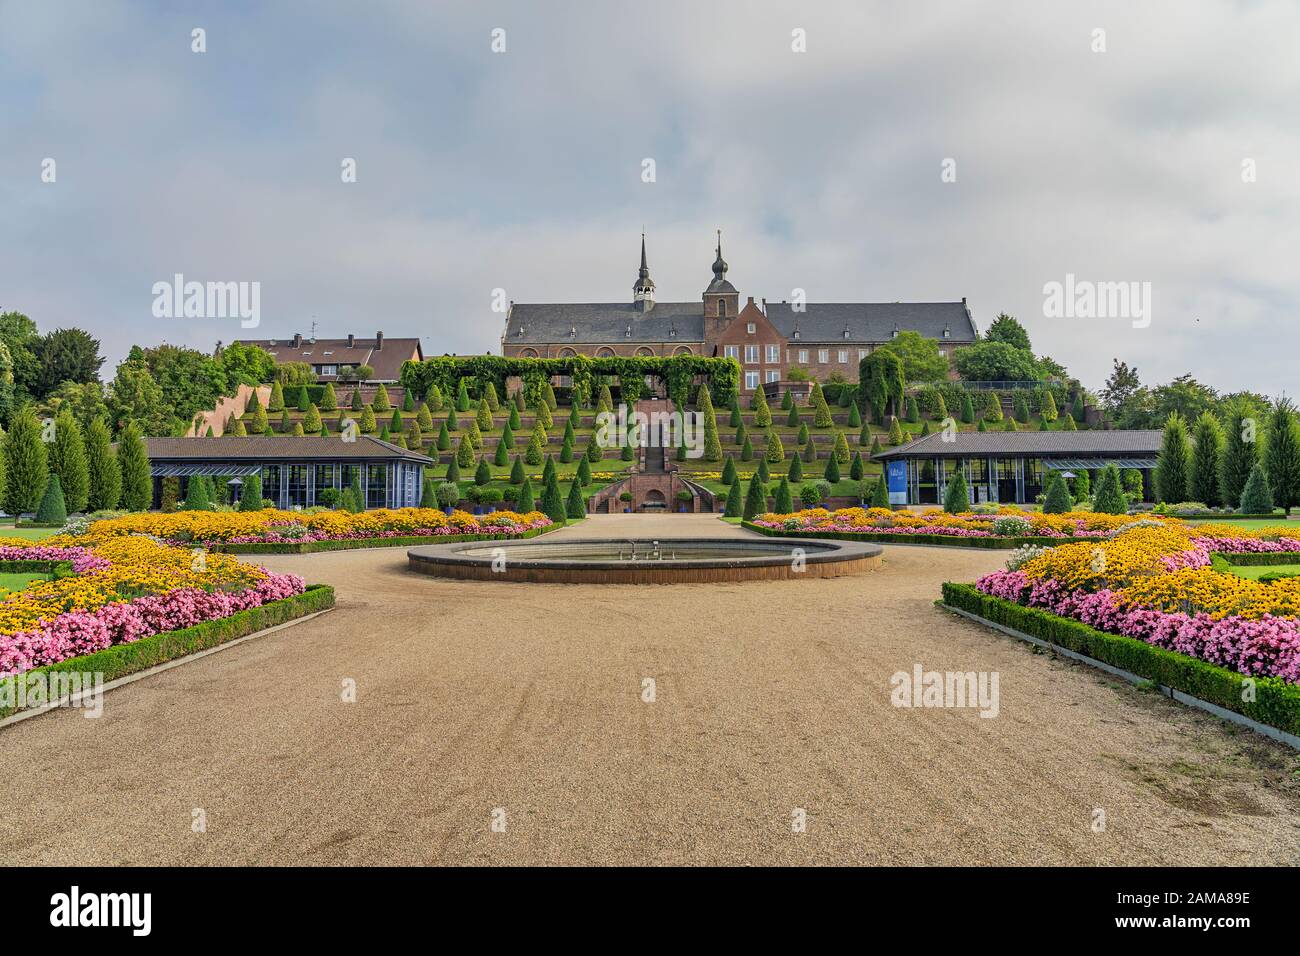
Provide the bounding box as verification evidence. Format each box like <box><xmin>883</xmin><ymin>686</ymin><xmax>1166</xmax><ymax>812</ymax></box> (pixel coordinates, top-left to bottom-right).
<box><xmin>764</xmin><ymin>301</ymin><xmax>978</xmax><ymax>344</ymax></box>
<box><xmin>505</xmin><ymin>301</ymin><xmax>706</xmax><ymax>344</ymax></box>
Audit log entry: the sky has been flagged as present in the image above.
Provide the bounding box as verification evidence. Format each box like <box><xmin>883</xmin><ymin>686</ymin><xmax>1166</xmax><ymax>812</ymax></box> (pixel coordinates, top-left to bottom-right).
<box><xmin>2</xmin><ymin>0</ymin><xmax>1298</xmax><ymax>397</ymax></box>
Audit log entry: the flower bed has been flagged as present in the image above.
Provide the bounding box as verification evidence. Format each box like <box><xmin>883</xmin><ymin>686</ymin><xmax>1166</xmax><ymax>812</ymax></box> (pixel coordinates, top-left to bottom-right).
<box><xmin>969</xmin><ymin>523</ymin><xmax>1300</xmax><ymax>685</ymax></box>
<box><xmin>749</xmin><ymin>507</ymin><xmax>1174</xmax><ymax>545</ymax></box>
<box><xmin>0</xmin><ymin>537</ymin><xmax>308</xmax><ymax>680</ymax></box>
<box><xmin>83</xmin><ymin>507</ymin><xmax>555</xmax><ymax>547</ymax></box>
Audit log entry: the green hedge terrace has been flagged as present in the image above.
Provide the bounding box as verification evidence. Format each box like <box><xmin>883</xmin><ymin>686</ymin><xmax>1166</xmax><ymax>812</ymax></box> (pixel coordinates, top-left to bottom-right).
<box><xmin>0</xmin><ymin>584</ymin><xmax>336</xmax><ymax>721</ymax></box>
<box><xmin>254</xmin><ymin>389</ymin><xmax>1067</xmax><ymax>492</ymax></box>
<box><xmin>941</xmin><ymin>582</ymin><xmax>1300</xmax><ymax>739</ymax></box>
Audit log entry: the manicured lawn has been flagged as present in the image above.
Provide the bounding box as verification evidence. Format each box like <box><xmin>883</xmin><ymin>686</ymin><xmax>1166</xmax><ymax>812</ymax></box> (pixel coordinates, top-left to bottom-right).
<box><xmin>0</xmin><ymin>571</ymin><xmax>49</xmax><ymax>597</ymax></box>
<box><xmin>0</xmin><ymin>521</ymin><xmax>61</xmax><ymax>541</ymax></box>
<box><xmin>1186</xmin><ymin>518</ymin><xmax>1296</xmax><ymax>530</ymax></box>
<box><xmin>1224</xmin><ymin>563</ymin><xmax>1300</xmax><ymax>580</ymax></box>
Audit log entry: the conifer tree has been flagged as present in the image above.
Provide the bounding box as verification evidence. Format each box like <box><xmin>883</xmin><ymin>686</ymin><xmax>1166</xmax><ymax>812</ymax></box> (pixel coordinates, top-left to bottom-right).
<box><xmin>724</xmin><ymin>479</ymin><xmax>743</xmax><ymax>518</ymax></box>
<box><xmin>1189</xmin><ymin>411</ymin><xmax>1224</xmax><ymax>506</ymax></box>
<box><xmin>788</xmin><ymin>455</ymin><xmax>803</xmax><ymax>483</ymax></box>
<box><xmin>117</xmin><ymin>421</ymin><xmax>151</xmax><ymax>512</ymax></box>
<box><xmin>321</xmin><ymin>383</ymin><xmax>338</xmax><ymax>411</ymax></box>
<box><xmin>1240</xmin><ymin>462</ymin><xmax>1275</xmax><ymax>515</ymax></box>
<box><xmin>773</xmin><ymin>476</ymin><xmax>794</xmax><ymax>514</ymax></box>
<box><xmin>1219</xmin><ymin>401</ymin><xmax>1258</xmax><ymax>509</ymax></box>
<box><xmin>742</xmin><ymin>476</ymin><xmax>767</xmax><ymax>521</ymax></box>
<box><xmin>48</xmin><ymin>410</ymin><xmax>89</xmax><ymax>514</ymax></box>
<box><xmin>84</xmin><ymin>417</ymin><xmax>122</xmax><ymax>512</ymax></box>
<box><xmin>1266</xmin><ymin>399</ymin><xmax>1300</xmax><ymax>514</ymax></box>
<box><xmin>268</xmin><ymin>381</ymin><xmax>285</xmax><ymax>412</ymax></box>
<box><xmin>833</xmin><ymin>431</ymin><xmax>850</xmax><ymax>463</ymax></box>
<box><xmin>2</xmin><ymin>406</ymin><xmax>48</xmax><ymax>516</ymax></box>
<box><xmin>1156</xmin><ymin>412</ymin><xmax>1191</xmax><ymax>503</ymax></box>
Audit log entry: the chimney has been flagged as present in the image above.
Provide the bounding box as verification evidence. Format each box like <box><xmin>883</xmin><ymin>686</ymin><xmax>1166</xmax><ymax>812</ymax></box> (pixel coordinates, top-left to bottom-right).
<box><xmin>375</xmin><ymin>330</ymin><xmax>384</xmax><ymax>350</ymax></box>
<box><xmin>747</xmin><ymin>296</ymin><xmax>754</xmax><ymax>305</ymax></box>
<box><xmin>292</xmin><ymin>333</ymin><xmax>302</xmax><ymax>348</ymax></box>
<box><xmin>347</xmin><ymin>333</ymin><xmax>355</xmax><ymax>348</ymax></box>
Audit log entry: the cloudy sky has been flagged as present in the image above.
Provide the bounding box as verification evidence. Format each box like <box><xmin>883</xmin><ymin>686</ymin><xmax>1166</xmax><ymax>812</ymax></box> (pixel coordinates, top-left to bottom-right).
<box><xmin>3</xmin><ymin>0</ymin><xmax>1298</xmax><ymax>396</ymax></box>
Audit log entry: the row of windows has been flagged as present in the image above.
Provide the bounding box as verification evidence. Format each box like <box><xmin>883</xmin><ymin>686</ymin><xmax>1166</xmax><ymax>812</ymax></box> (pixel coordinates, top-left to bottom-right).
<box><xmin>517</xmin><ymin>346</ymin><xmax>695</xmax><ymax>358</ymax></box>
<box><xmin>724</xmin><ymin>344</ymin><xmax>783</xmax><ymax>364</ymax></box>
<box><xmin>743</xmin><ymin>370</ymin><xmax>782</xmax><ymax>390</ymax></box>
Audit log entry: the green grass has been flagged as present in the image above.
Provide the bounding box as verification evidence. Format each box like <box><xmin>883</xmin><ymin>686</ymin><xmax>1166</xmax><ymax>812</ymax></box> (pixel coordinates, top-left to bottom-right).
<box><xmin>0</xmin><ymin>520</ymin><xmax>62</xmax><ymax>541</ymax></box>
<box><xmin>1185</xmin><ymin>518</ymin><xmax>1297</xmax><ymax>530</ymax></box>
<box><xmin>1224</xmin><ymin>563</ymin><xmax>1300</xmax><ymax>580</ymax></box>
<box><xmin>0</xmin><ymin>571</ymin><xmax>49</xmax><ymax>597</ymax></box>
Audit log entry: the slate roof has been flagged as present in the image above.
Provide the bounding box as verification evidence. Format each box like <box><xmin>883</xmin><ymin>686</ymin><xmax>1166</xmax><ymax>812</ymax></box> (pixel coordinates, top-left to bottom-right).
<box><xmin>505</xmin><ymin>302</ymin><xmax>707</xmax><ymax>345</ymax></box>
<box><xmin>873</xmin><ymin>429</ymin><xmax>1165</xmax><ymax>460</ymax></box>
<box><xmin>143</xmin><ymin>436</ymin><xmax>432</xmax><ymax>463</ymax></box>
<box><xmin>764</xmin><ymin>301</ymin><xmax>978</xmax><ymax>344</ymax></box>
<box><xmin>235</xmin><ymin>335</ymin><xmax>422</xmax><ymax>382</ymax></box>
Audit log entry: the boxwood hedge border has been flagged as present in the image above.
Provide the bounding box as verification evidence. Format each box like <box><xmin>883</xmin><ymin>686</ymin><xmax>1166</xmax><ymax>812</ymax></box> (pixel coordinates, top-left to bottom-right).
<box><xmin>0</xmin><ymin>583</ymin><xmax>335</xmax><ymax>722</ymax></box>
<box><xmin>206</xmin><ymin>524</ymin><xmax>559</xmax><ymax>554</ymax></box>
<box><xmin>0</xmin><ymin>559</ymin><xmax>74</xmax><ymax>580</ymax></box>
<box><xmin>742</xmin><ymin>522</ymin><xmax>1097</xmax><ymax>550</ymax></box>
<box><xmin>1213</xmin><ymin>551</ymin><xmax>1300</xmax><ymax>567</ymax></box>
<box><xmin>940</xmin><ymin>582</ymin><xmax>1300</xmax><ymax>746</ymax></box>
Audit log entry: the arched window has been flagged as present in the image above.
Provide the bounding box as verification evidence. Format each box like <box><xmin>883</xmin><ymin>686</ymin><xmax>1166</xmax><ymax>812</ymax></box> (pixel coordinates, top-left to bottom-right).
<box><xmin>596</xmin><ymin>347</ymin><xmax>616</xmax><ymax>357</ymax></box>
<box><xmin>672</xmin><ymin>345</ymin><xmax>693</xmax><ymax>356</ymax></box>
<box><xmin>718</xmin><ymin>299</ymin><xmax>727</xmax><ymax>318</ymax></box>
<box><xmin>635</xmin><ymin>346</ymin><xmax>655</xmax><ymax>357</ymax></box>
<box><xmin>558</xmin><ymin>347</ymin><xmax>577</xmax><ymax>357</ymax></box>
<box><xmin>519</xmin><ymin>348</ymin><xmax>539</xmax><ymax>358</ymax></box>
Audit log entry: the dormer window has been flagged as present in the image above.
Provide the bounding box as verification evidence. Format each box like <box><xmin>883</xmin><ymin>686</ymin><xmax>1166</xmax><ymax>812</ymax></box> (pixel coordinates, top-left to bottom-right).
<box><xmin>843</xmin><ymin>327</ymin><xmax>851</xmax><ymax>339</ymax></box>
<box><xmin>625</xmin><ymin>325</ymin><xmax>632</xmax><ymax>338</ymax></box>
<box><xmin>942</xmin><ymin>325</ymin><xmax>951</xmax><ymax>338</ymax></box>
<box><xmin>891</xmin><ymin>324</ymin><xmax>900</xmax><ymax>338</ymax></box>
<box><xmin>569</xmin><ymin>326</ymin><xmax>577</xmax><ymax>338</ymax></box>
<box><xmin>793</xmin><ymin>328</ymin><xmax>801</xmax><ymax>339</ymax></box>
<box><xmin>517</xmin><ymin>325</ymin><xmax>525</xmax><ymax>336</ymax></box>
<box><xmin>669</xmin><ymin>326</ymin><xmax>677</xmax><ymax>338</ymax></box>
<box><xmin>746</xmin><ymin>322</ymin><xmax>755</xmax><ymax>334</ymax></box>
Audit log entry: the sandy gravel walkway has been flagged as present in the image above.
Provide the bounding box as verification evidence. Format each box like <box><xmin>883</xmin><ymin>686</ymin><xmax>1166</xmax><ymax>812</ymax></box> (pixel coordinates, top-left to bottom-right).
<box><xmin>1</xmin><ymin>522</ymin><xmax>1297</xmax><ymax>866</ymax></box>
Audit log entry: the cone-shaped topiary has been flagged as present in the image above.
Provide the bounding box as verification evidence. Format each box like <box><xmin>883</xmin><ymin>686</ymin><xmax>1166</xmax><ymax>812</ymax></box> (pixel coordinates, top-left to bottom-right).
<box><xmin>268</xmin><ymin>381</ymin><xmax>285</xmax><ymax>412</ymax></box>
<box><xmin>833</xmin><ymin>431</ymin><xmax>850</xmax><ymax>463</ymax></box>
<box><xmin>943</xmin><ymin>470</ymin><xmax>970</xmax><ymax>514</ymax></box>
<box><xmin>824</xmin><ymin>454</ymin><xmax>840</xmax><ymax>483</ymax></box>
<box><xmin>781</xmin><ymin>390</ymin><xmax>793</xmax><ymax>411</ymax></box>
<box><xmin>773</xmin><ymin>476</ymin><xmax>794</xmax><ymax>514</ymax></box>
<box><xmin>517</xmin><ymin>478</ymin><xmax>535</xmax><ymax>513</ymax></box>
<box><xmin>565</xmin><ymin>479</ymin><xmax>586</xmax><ymax>519</ymax></box>
<box><xmin>742</xmin><ymin>476</ymin><xmax>768</xmax><ymax>521</ymax></box>
<box><xmin>724</xmin><ymin>479</ymin><xmax>743</xmax><ymax>517</ymax></box>
<box><xmin>788</xmin><ymin>455</ymin><xmax>803</xmax><ymax>482</ymax></box>
<box><xmin>850</xmin><ymin>451</ymin><xmax>863</xmax><ymax>481</ymax></box>
<box><xmin>585</xmin><ymin>437</ymin><xmax>602</xmax><ymax>463</ymax></box>
<box><xmin>888</xmin><ymin>417</ymin><xmax>905</xmax><ymax>445</ymax></box>
<box><xmin>740</xmin><ymin>435</ymin><xmax>754</xmax><ymax>461</ymax></box>
<box><xmin>455</xmin><ymin>379</ymin><xmax>471</xmax><ymax>413</ymax></box>
<box><xmin>752</xmin><ymin>388</ymin><xmax>772</xmax><ymax>427</ymax></box>
<box><xmin>577</xmin><ymin>456</ymin><xmax>591</xmax><ymax>486</ymax></box>
<box><xmin>802</xmin><ymin>433</ymin><xmax>816</xmax><ymax>462</ymax></box>
<box><xmin>787</xmin><ymin>405</ymin><xmax>800</xmax><ymax>428</ymax></box>
<box><xmin>540</xmin><ymin>471</ymin><xmax>566</xmax><ymax>525</ymax></box>
<box><xmin>494</xmin><ymin>437</ymin><xmax>511</xmax><ymax>466</ymax></box>
<box><xmin>35</xmin><ymin>474</ymin><xmax>67</xmax><ymax>524</ymax></box>
<box><xmin>474</xmin><ymin>457</ymin><xmax>492</xmax><ymax>485</ymax></box>
<box><xmin>756</xmin><ymin>458</ymin><xmax>770</xmax><ymax>483</ymax></box>
<box><xmin>238</xmin><ymin>472</ymin><xmax>262</xmax><ymax>511</ymax></box>
<box><xmin>848</xmin><ymin>401</ymin><xmax>862</xmax><ymax>428</ymax></box>
<box><xmin>1092</xmin><ymin>464</ymin><xmax>1128</xmax><ymax>515</ymax></box>
<box><xmin>1240</xmin><ymin>461</ymin><xmax>1275</xmax><ymax>514</ymax></box>
<box><xmin>456</xmin><ymin>435</ymin><xmax>475</xmax><ymax>468</ymax></box>
<box><xmin>722</xmin><ymin>456</ymin><xmax>737</xmax><ymax>485</ymax></box>
<box><xmin>304</xmin><ymin>404</ymin><xmax>323</xmax><ymax>433</ymax></box>
<box><xmin>871</xmin><ymin>474</ymin><xmax>890</xmax><ymax>509</ymax></box>
<box><xmin>183</xmin><ymin>474</ymin><xmax>212</xmax><ymax>510</ymax></box>
<box><xmin>765</xmin><ymin>431</ymin><xmax>785</xmax><ymax>463</ymax></box>
<box><xmin>1042</xmin><ymin>471</ymin><xmax>1073</xmax><ymax>514</ymax></box>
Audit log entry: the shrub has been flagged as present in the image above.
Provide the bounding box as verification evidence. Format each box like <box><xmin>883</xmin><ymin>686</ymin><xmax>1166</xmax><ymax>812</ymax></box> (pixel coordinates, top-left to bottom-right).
<box><xmin>740</xmin><ymin>436</ymin><xmax>754</xmax><ymax>462</ymax></box>
<box><xmin>1240</xmin><ymin>462</ymin><xmax>1274</xmax><ymax>515</ymax></box>
<box><xmin>84</xmin><ymin>418</ymin><xmax>122</xmax><ymax>512</ymax></box>
<box><xmin>723</xmin><ymin>480</ymin><xmax>743</xmax><ymax>517</ymax></box>
<box><xmin>565</xmin><ymin>480</ymin><xmax>587</xmax><ymax>519</ymax></box>
<box><xmin>35</xmin><ymin>474</ymin><xmax>67</xmax><ymax>524</ymax></box>
<box><xmin>870</xmin><ymin>475</ymin><xmax>890</xmax><ymax>508</ymax></box>
<box><xmin>850</xmin><ymin>451</ymin><xmax>863</xmax><ymax>481</ymax></box>
<box><xmin>799</xmin><ymin>482</ymin><xmax>821</xmax><ymax>506</ymax></box>
<box><xmin>992</xmin><ymin>514</ymin><xmax>1032</xmax><ymax>536</ymax></box>
<box><xmin>238</xmin><ymin>473</ymin><xmax>263</xmax><ymax>511</ymax></box>
<box><xmin>435</xmin><ymin>481</ymin><xmax>460</xmax><ymax>509</ymax></box>
<box><xmin>773</xmin><ymin>477</ymin><xmax>794</xmax><ymax>514</ymax></box>
<box><xmin>943</xmin><ymin>471</ymin><xmax>969</xmax><ymax>514</ymax></box>
<box><xmin>1156</xmin><ymin>412</ymin><xmax>1191</xmax><ymax>502</ymax></box>
<box><xmin>888</xmin><ymin>417</ymin><xmax>905</xmax><ymax>445</ymax></box>
<box><xmin>765</xmin><ymin>432</ymin><xmax>784</xmax><ymax>463</ymax></box>
<box><xmin>1042</xmin><ymin>471</ymin><xmax>1073</xmax><ymax>514</ymax></box>
<box><xmin>517</xmin><ymin>478</ymin><xmax>535</xmax><ymax>512</ymax></box>
<box><xmin>319</xmin><ymin>487</ymin><xmax>342</xmax><ymax>509</ymax></box>
<box><xmin>456</xmin><ymin>435</ymin><xmax>475</xmax><ymax>468</ymax></box>
<box><xmin>475</xmin><ymin>458</ymin><xmax>492</xmax><ymax>485</ymax></box>
<box><xmin>1092</xmin><ymin>464</ymin><xmax>1128</xmax><ymax>515</ymax></box>
<box><xmin>742</xmin><ymin>476</ymin><xmax>767</xmax><ymax>521</ymax></box>
<box><xmin>577</xmin><ymin>456</ymin><xmax>591</xmax><ymax>486</ymax></box>
<box><xmin>823</xmin><ymin>454</ymin><xmax>840</xmax><ymax>483</ymax></box>
<box><xmin>833</xmin><ymin>431</ymin><xmax>850</xmax><ymax>463</ymax></box>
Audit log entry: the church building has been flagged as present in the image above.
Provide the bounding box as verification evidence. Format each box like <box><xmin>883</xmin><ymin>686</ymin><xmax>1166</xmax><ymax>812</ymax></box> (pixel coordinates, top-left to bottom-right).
<box><xmin>501</xmin><ymin>234</ymin><xmax>978</xmax><ymax>393</ymax></box>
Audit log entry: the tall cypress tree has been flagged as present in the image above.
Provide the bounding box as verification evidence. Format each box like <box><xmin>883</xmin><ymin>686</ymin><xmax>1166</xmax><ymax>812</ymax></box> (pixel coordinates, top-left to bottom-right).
<box><xmin>1188</xmin><ymin>411</ymin><xmax>1224</xmax><ymax>506</ymax></box>
<box><xmin>723</xmin><ymin>479</ymin><xmax>743</xmax><ymax>517</ymax></box>
<box><xmin>1265</xmin><ymin>399</ymin><xmax>1300</xmax><ymax>515</ymax></box>
<box><xmin>1219</xmin><ymin>401</ymin><xmax>1259</xmax><ymax>509</ymax></box>
<box><xmin>48</xmin><ymin>410</ymin><xmax>90</xmax><ymax>514</ymax></box>
<box><xmin>85</xmin><ymin>417</ymin><xmax>122</xmax><ymax>511</ymax></box>
<box><xmin>742</xmin><ymin>475</ymin><xmax>768</xmax><ymax>521</ymax></box>
<box><xmin>117</xmin><ymin>421</ymin><xmax>152</xmax><ymax>512</ymax></box>
<box><xmin>540</xmin><ymin>471</ymin><xmax>566</xmax><ymax>524</ymax></box>
<box><xmin>2</xmin><ymin>406</ymin><xmax>48</xmax><ymax>516</ymax></box>
<box><xmin>1155</xmin><ymin>412</ymin><xmax>1191</xmax><ymax>503</ymax></box>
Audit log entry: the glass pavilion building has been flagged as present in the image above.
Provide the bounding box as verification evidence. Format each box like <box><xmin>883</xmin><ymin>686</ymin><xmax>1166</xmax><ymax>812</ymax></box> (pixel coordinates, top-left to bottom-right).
<box><xmin>143</xmin><ymin>436</ymin><xmax>432</xmax><ymax>510</ymax></box>
<box><xmin>871</xmin><ymin>430</ymin><xmax>1164</xmax><ymax>506</ymax></box>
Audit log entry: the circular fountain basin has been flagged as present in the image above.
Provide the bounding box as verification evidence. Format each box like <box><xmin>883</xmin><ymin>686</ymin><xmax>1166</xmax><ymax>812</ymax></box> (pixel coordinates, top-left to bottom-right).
<box><xmin>407</xmin><ymin>537</ymin><xmax>883</xmax><ymax>584</ymax></box>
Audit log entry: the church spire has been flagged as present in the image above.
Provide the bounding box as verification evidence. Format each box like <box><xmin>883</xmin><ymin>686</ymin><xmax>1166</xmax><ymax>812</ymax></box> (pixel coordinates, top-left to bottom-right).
<box><xmin>712</xmin><ymin>229</ymin><xmax>728</xmax><ymax>279</ymax></box>
<box><xmin>633</xmin><ymin>232</ymin><xmax>655</xmax><ymax>309</ymax></box>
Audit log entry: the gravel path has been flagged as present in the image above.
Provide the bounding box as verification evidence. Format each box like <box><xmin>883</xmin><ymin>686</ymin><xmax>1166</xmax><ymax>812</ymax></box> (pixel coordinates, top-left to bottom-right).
<box><xmin>1</xmin><ymin>527</ymin><xmax>1297</xmax><ymax>866</ymax></box>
